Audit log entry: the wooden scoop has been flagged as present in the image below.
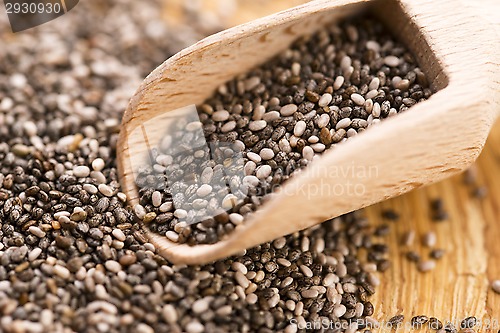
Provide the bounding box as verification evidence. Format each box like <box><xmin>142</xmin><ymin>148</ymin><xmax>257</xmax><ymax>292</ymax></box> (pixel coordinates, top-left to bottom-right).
<box><xmin>117</xmin><ymin>0</ymin><xmax>500</xmax><ymax>265</ymax></box>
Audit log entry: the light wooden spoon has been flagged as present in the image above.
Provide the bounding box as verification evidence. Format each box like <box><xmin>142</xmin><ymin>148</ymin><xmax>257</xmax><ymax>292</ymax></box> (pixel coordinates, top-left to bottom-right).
<box><xmin>117</xmin><ymin>0</ymin><xmax>500</xmax><ymax>265</ymax></box>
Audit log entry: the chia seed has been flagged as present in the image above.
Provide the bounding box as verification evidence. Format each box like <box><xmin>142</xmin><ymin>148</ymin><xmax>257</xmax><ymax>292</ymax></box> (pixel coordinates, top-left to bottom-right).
<box><xmin>461</xmin><ymin>317</ymin><xmax>478</xmax><ymax>329</ymax></box>
<box><xmin>411</xmin><ymin>315</ymin><xmax>429</xmax><ymax>328</ymax></box>
<box><xmin>388</xmin><ymin>315</ymin><xmax>405</xmax><ymax>329</ymax></box>
<box><xmin>429</xmin><ymin>317</ymin><xmax>443</xmax><ymax>330</ymax></box>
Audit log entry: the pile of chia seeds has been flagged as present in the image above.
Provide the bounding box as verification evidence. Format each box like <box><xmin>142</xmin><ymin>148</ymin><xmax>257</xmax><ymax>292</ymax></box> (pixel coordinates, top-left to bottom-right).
<box><xmin>0</xmin><ymin>2</ymin><xmax>431</xmax><ymax>332</ymax></box>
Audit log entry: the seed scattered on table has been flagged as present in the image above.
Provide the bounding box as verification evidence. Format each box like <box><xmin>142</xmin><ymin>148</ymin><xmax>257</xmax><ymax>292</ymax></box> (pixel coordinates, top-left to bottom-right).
<box><xmin>460</xmin><ymin>317</ymin><xmax>478</xmax><ymax>329</ymax></box>
<box><xmin>422</xmin><ymin>231</ymin><xmax>437</xmax><ymax>247</ymax></box>
<box><xmin>417</xmin><ymin>260</ymin><xmax>436</xmax><ymax>272</ymax></box>
<box><xmin>401</xmin><ymin>230</ymin><xmax>416</xmax><ymax>246</ymax></box>
<box><xmin>406</xmin><ymin>251</ymin><xmax>421</xmax><ymax>263</ymax></box>
<box><xmin>473</xmin><ymin>186</ymin><xmax>488</xmax><ymax>199</ymax></box>
<box><xmin>491</xmin><ymin>280</ymin><xmax>500</xmax><ymax>294</ymax></box>
<box><xmin>412</xmin><ymin>315</ymin><xmax>429</xmax><ymax>328</ymax></box>
<box><xmin>430</xmin><ymin>248</ymin><xmax>445</xmax><ymax>260</ymax></box>
<box><xmin>381</xmin><ymin>209</ymin><xmax>400</xmax><ymax>221</ymax></box>
<box><xmin>429</xmin><ymin>317</ymin><xmax>443</xmax><ymax>330</ymax></box>
<box><xmin>388</xmin><ymin>315</ymin><xmax>405</xmax><ymax>328</ymax></box>
<box><xmin>431</xmin><ymin>199</ymin><xmax>449</xmax><ymax>221</ymax></box>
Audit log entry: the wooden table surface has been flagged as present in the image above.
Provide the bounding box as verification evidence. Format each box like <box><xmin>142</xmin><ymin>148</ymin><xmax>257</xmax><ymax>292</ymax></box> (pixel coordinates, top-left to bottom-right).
<box><xmin>368</xmin><ymin>117</ymin><xmax>500</xmax><ymax>331</ymax></box>
<box><xmin>163</xmin><ymin>1</ymin><xmax>500</xmax><ymax>330</ymax></box>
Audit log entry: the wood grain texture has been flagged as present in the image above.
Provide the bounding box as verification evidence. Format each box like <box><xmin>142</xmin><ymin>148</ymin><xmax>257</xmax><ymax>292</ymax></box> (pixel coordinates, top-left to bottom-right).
<box><xmin>117</xmin><ymin>0</ymin><xmax>500</xmax><ymax>264</ymax></box>
<box><xmin>368</xmin><ymin>117</ymin><xmax>500</xmax><ymax>332</ymax></box>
